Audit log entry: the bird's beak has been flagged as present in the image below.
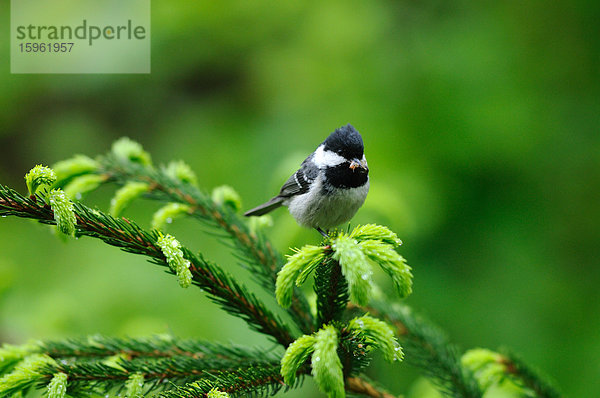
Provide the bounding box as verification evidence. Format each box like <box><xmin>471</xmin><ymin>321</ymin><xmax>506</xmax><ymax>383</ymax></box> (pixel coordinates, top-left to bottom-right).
<box><xmin>349</xmin><ymin>158</ymin><xmax>368</xmax><ymax>172</ymax></box>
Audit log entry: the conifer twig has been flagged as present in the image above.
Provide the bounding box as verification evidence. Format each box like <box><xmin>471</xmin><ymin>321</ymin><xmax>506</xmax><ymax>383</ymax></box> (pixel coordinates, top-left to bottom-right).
<box><xmin>97</xmin><ymin>155</ymin><xmax>314</xmax><ymax>333</ymax></box>
<box><xmin>0</xmin><ymin>185</ymin><xmax>295</xmax><ymax>347</ymax></box>
<box><xmin>314</xmin><ymin>256</ymin><xmax>349</xmax><ymax>327</ymax></box>
<box><xmin>159</xmin><ymin>363</ymin><xmax>290</xmax><ymax>398</ymax></box>
<box><xmin>345</xmin><ymin>377</ymin><xmax>397</xmax><ymax>398</ymax></box>
<box><xmin>500</xmin><ymin>350</ymin><xmax>562</xmax><ymax>398</ymax></box>
<box><xmin>358</xmin><ymin>301</ymin><xmax>482</xmax><ymax>398</ymax></box>
<box><xmin>1</xmin><ymin>336</ymin><xmax>285</xmax><ymax>396</ymax></box>
<box><xmin>39</xmin><ymin>335</ymin><xmax>276</xmax><ymax>362</ymax></box>
<box><xmin>47</xmin><ymin>356</ymin><xmax>279</xmax><ymax>394</ymax></box>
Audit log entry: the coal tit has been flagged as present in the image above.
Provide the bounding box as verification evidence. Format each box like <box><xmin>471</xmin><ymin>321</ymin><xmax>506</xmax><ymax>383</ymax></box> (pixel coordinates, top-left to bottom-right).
<box><xmin>244</xmin><ymin>124</ymin><xmax>369</xmax><ymax>237</ymax></box>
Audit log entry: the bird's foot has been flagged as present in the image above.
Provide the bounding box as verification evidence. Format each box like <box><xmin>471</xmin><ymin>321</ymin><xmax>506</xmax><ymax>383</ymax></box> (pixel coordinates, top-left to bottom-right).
<box><xmin>316</xmin><ymin>227</ymin><xmax>329</xmax><ymax>238</ymax></box>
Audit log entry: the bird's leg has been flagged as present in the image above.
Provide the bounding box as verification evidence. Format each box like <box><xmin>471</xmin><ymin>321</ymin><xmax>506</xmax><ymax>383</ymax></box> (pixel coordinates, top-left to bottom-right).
<box><xmin>316</xmin><ymin>227</ymin><xmax>329</xmax><ymax>238</ymax></box>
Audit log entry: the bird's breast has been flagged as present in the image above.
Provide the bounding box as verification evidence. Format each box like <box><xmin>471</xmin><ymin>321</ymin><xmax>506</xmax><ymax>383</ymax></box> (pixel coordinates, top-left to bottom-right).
<box><xmin>286</xmin><ymin>177</ymin><xmax>369</xmax><ymax>230</ymax></box>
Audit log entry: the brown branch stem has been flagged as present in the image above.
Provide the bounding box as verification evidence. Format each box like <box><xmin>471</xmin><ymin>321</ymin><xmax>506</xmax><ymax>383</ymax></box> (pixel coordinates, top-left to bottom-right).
<box><xmin>346</xmin><ymin>377</ymin><xmax>400</xmax><ymax>398</ymax></box>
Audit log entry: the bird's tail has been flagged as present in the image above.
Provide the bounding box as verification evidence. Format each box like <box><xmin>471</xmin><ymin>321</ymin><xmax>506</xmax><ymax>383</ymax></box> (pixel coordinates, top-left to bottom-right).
<box><xmin>244</xmin><ymin>196</ymin><xmax>284</xmax><ymax>217</ymax></box>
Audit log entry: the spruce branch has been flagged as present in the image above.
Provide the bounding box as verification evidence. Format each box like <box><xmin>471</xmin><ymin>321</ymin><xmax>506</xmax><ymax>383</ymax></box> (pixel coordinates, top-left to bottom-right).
<box><xmin>499</xmin><ymin>350</ymin><xmax>562</xmax><ymax>398</ymax></box>
<box><xmin>37</xmin><ymin>335</ymin><xmax>278</xmax><ymax>363</ymax></box>
<box><xmin>276</xmin><ymin>225</ymin><xmax>412</xmax><ymax>321</ymax></box>
<box><xmin>314</xmin><ymin>257</ymin><xmax>349</xmax><ymax>327</ymax></box>
<box><xmin>47</xmin><ymin>355</ymin><xmax>280</xmax><ymax>395</ymax></box>
<box><xmin>364</xmin><ymin>301</ymin><xmax>482</xmax><ymax>398</ymax></box>
<box><xmin>280</xmin><ymin>322</ymin><xmax>389</xmax><ymax>398</ymax></box>
<box><xmin>1</xmin><ymin>337</ymin><xmax>283</xmax><ymax>397</ymax></box>
<box><xmin>159</xmin><ymin>362</ymin><xmax>290</xmax><ymax>398</ymax></box>
<box><xmin>0</xmin><ymin>184</ymin><xmax>295</xmax><ymax>347</ymax></box>
<box><xmin>92</xmin><ymin>153</ymin><xmax>313</xmax><ymax>333</ymax></box>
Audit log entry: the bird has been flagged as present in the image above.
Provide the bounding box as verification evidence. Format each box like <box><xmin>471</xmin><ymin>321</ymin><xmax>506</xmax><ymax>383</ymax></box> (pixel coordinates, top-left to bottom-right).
<box><xmin>244</xmin><ymin>124</ymin><xmax>369</xmax><ymax>237</ymax></box>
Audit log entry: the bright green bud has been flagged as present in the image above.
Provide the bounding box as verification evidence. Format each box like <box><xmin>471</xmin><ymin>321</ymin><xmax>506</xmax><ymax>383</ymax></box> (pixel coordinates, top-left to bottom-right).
<box><xmin>312</xmin><ymin>325</ymin><xmax>344</xmax><ymax>398</ymax></box>
<box><xmin>25</xmin><ymin>165</ymin><xmax>57</xmax><ymax>196</ymax></box>
<box><xmin>276</xmin><ymin>245</ymin><xmax>325</xmax><ymax>308</ymax></box>
<box><xmin>52</xmin><ymin>155</ymin><xmax>98</xmax><ymax>182</ymax></box>
<box><xmin>111</xmin><ymin>137</ymin><xmax>152</xmax><ymax>165</ymax></box>
<box><xmin>165</xmin><ymin>160</ymin><xmax>197</xmax><ymax>186</ymax></box>
<box><xmin>0</xmin><ymin>354</ymin><xmax>56</xmax><ymax>395</ymax></box>
<box><xmin>332</xmin><ymin>234</ymin><xmax>373</xmax><ymax>306</ymax></box>
<box><xmin>152</xmin><ymin>203</ymin><xmax>191</xmax><ymax>231</ymax></box>
<box><xmin>0</xmin><ymin>343</ymin><xmax>39</xmax><ymax>374</ymax></box>
<box><xmin>461</xmin><ymin>349</ymin><xmax>506</xmax><ymax>392</ymax></box>
<box><xmin>207</xmin><ymin>387</ymin><xmax>230</xmax><ymax>398</ymax></box>
<box><xmin>63</xmin><ymin>174</ymin><xmax>105</xmax><ymax>200</ymax></box>
<box><xmin>359</xmin><ymin>240</ymin><xmax>413</xmax><ymax>298</ymax></box>
<box><xmin>348</xmin><ymin>315</ymin><xmax>403</xmax><ymax>362</ymax></box>
<box><xmin>47</xmin><ymin>372</ymin><xmax>67</xmax><ymax>398</ymax></box>
<box><xmin>295</xmin><ymin>246</ymin><xmax>328</xmax><ymax>286</ymax></box>
<box><xmin>211</xmin><ymin>185</ymin><xmax>242</xmax><ymax>212</ymax></box>
<box><xmin>156</xmin><ymin>234</ymin><xmax>193</xmax><ymax>288</ymax></box>
<box><xmin>110</xmin><ymin>182</ymin><xmax>150</xmax><ymax>217</ymax></box>
<box><xmin>125</xmin><ymin>372</ymin><xmax>144</xmax><ymax>397</ymax></box>
<box><xmin>247</xmin><ymin>215</ymin><xmax>274</xmax><ymax>235</ymax></box>
<box><xmin>350</xmin><ymin>224</ymin><xmax>402</xmax><ymax>247</ymax></box>
<box><xmin>48</xmin><ymin>189</ymin><xmax>77</xmax><ymax>237</ymax></box>
<box><xmin>280</xmin><ymin>334</ymin><xmax>316</xmax><ymax>386</ymax></box>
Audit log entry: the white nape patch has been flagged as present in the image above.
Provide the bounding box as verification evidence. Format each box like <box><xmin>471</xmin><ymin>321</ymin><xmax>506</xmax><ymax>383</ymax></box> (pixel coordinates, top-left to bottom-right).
<box><xmin>313</xmin><ymin>145</ymin><xmax>346</xmax><ymax>168</ymax></box>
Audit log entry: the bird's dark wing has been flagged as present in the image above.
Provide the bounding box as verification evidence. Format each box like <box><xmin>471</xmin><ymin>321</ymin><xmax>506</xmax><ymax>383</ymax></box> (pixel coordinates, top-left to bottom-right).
<box><xmin>244</xmin><ymin>159</ymin><xmax>317</xmax><ymax>217</ymax></box>
<box><xmin>278</xmin><ymin>163</ymin><xmax>316</xmax><ymax>198</ymax></box>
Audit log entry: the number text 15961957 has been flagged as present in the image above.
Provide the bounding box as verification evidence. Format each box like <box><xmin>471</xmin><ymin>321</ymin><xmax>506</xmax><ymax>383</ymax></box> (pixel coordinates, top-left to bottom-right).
<box><xmin>19</xmin><ymin>42</ymin><xmax>74</xmax><ymax>53</ymax></box>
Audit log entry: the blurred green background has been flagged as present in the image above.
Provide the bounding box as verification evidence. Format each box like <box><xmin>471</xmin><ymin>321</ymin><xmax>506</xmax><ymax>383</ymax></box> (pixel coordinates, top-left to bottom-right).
<box><xmin>1</xmin><ymin>1</ymin><xmax>599</xmax><ymax>397</ymax></box>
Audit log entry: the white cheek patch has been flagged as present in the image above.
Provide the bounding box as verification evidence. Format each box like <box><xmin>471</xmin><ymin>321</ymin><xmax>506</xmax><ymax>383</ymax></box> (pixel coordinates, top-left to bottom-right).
<box><xmin>313</xmin><ymin>145</ymin><xmax>346</xmax><ymax>168</ymax></box>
